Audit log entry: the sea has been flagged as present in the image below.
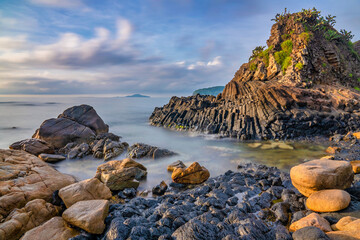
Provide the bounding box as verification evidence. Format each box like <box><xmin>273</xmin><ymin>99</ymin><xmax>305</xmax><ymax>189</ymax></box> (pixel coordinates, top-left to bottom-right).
<box><xmin>0</xmin><ymin>95</ymin><xmax>328</xmax><ymax>192</ymax></box>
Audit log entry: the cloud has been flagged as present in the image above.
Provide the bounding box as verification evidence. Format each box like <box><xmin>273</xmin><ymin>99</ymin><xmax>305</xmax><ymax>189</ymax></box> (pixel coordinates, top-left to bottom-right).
<box><xmin>187</xmin><ymin>56</ymin><xmax>222</xmax><ymax>70</ymax></box>
<box><xmin>0</xmin><ymin>18</ymin><xmax>139</xmax><ymax>68</ymax></box>
<box><xmin>28</xmin><ymin>0</ymin><xmax>84</xmax><ymax>8</ymax></box>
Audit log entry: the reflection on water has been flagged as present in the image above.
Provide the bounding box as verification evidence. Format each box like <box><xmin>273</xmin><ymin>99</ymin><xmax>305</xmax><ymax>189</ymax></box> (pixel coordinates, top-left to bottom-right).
<box><xmin>0</xmin><ymin>96</ymin><xmax>328</xmax><ymax>192</ymax></box>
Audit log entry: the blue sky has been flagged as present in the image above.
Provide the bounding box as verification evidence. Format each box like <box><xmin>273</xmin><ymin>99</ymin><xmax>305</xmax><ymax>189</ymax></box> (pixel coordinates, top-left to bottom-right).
<box><xmin>0</xmin><ymin>0</ymin><xmax>359</xmax><ymax>96</ymax></box>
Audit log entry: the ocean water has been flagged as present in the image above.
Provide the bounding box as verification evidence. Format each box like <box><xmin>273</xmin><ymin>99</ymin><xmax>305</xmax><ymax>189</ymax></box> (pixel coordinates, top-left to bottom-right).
<box><xmin>0</xmin><ymin>95</ymin><xmax>328</xmax><ymax>192</ymax></box>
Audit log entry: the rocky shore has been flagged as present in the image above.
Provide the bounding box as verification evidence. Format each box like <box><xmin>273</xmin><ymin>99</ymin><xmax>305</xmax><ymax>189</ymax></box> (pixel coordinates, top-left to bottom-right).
<box><xmin>1</xmin><ymin>102</ymin><xmax>360</xmax><ymax>239</ymax></box>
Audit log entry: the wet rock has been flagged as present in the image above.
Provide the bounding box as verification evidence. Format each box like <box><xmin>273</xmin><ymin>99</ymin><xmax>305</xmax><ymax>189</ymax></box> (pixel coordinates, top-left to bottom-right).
<box><xmin>290</xmin><ymin>159</ymin><xmax>354</xmax><ymax>197</ymax></box>
<box><xmin>350</xmin><ymin>161</ymin><xmax>360</xmax><ymax>174</ymax></box>
<box><xmin>326</xmin><ymin>230</ymin><xmax>360</xmax><ymax>239</ymax></box>
<box><xmin>271</xmin><ymin>202</ymin><xmax>290</xmax><ymax>224</ymax></box>
<box><xmin>171</xmin><ymin>218</ymin><xmax>218</xmax><ymax>239</ymax></box>
<box><xmin>289</xmin><ymin>213</ymin><xmax>332</xmax><ymax>232</ymax></box>
<box><xmin>0</xmin><ymin>199</ymin><xmax>60</xmax><ymax>240</ymax></box>
<box><xmin>123</xmin><ymin>188</ymin><xmax>137</xmax><ymax>198</ymax></box>
<box><xmin>292</xmin><ymin>226</ymin><xmax>330</xmax><ymax>240</ymax></box>
<box><xmin>0</xmin><ymin>149</ymin><xmax>76</xmax><ymax>221</ymax></box>
<box><xmin>172</xmin><ymin>162</ymin><xmax>210</xmax><ymax>184</ymax></box>
<box><xmin>95</xmin><ymin>159</ymin><xmax>147</xmax><ymax>191</ymax></box>
<box><xmin>306</xmin><ymin>189</ymin><xmax>351</xmax><ymax>212</ymax></box>
<box><xmin>20</xmin><ymin>216</ymin><xmax>80</xmax><ymax>240</ymax></box>
<box><xmin>9</xmin><ymin>138</ymin><xmax>54</xmax><ymax>155</ymax></box>
<box><xmin>326</xmin><ymin>146</ymin><xmax>341</xmax><ymax>154</ymax></box>
<box><xmin>103</xmin><ymin>139</ymin><xmax>128</xmax><ymax>160</ymax></box>
<box><xmin>59</xmin><ymin>178</ymin><xmax>112</xmax><ymax>208</ymax></box>
<box><xmin>103</xmin><ymin>217</ymin><xmax>130</xmax><ymax>240</ymax></box>
<box><xmin>152</xmin><ymin>181</ymin><xmax>168</xmax><ymax>196</ymax></box>
<box><xmin>128</xmin><ymin>143</ymin><xmax>176</xmax><ymax>159</ymax></box>
<box><xmin>62</xmin><ymin>199</ymin><xmax>109</xmax><ymax>234</ymax></box>
<box><xmin>38</xmin><ymin>153</ymin><xmax>65</xmax><ymax>162</ymax></box>
<box><xmin>167</xmin><ymin>160</ymin><xmax>186</xmax><ymax>172</ymax></box>
<box><xmin>67</xmin><ymin>143</ymin><xmax>90</xmax><ymax>159</ymax></box>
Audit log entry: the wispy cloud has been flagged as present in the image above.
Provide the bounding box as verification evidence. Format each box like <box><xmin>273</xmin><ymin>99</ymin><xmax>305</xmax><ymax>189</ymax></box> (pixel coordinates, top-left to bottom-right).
<box><xmin>28</xmin><ymin>0</ymin><xmax>84</xmax><ymax>9</ymax></box>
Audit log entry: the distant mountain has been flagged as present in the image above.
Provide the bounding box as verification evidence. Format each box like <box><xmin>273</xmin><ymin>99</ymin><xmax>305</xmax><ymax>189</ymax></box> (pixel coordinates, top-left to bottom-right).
<box><xmin>125</xmin><ymin>94</ymin><xmax>150</xmax><ymax>98</ymax></box>
<box><xmin>192</xmin><ymin>86</ymin><xmax>224</xmax><ymax>96</ymax></box>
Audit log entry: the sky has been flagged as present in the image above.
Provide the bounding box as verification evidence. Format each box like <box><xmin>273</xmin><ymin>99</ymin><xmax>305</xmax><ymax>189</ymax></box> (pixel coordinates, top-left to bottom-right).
<box><xmin>0</xmin><ymin>0</ymin><xmax>359</xmax><ymax>96</ymax></box>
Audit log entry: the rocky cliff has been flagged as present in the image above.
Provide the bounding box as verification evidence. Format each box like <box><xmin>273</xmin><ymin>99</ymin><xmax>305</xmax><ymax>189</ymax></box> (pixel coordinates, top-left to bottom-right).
<box><xmin>150</xmin><ymin>9</ymin><xmax>360</xmax><ymax>140</ymax></box>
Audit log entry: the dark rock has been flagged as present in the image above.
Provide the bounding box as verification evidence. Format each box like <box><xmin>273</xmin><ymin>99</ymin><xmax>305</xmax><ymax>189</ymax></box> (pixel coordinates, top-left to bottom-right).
<box><xmin>9</xmin><ymin>138</ymin><xmax>54</xmax><ymax>155</ymax></box>
<box><xmin>273</xmin><ymin>224</ymin><xmax>292</xmax><ymax>240</ymax></box>
<box><xmin>271</xmin><ymin>202</ymin><xmax>290</xmax><ymax>224</ymax></box>
<box><xmin>152</xmin><ymin>181</ymin><xmax>168</xmax><ymax>196</ymax></box>
<box><xmin>292</xmin><ymin>226</ymin><xmax>330</xmax><ymax>240</ymax></box>
<box><xmin>128</xmin><ymin>143</ymin><xmax>176</xmax><ymax>159</ymax></box>
<box><xmin>123</xmin><ymin>188</ymin><xmax>137</xmax><ymax>198</ymax></box>
<box><xmin>172</xmin><ymin>219</ymin><xmax>218</xmax><ymax>239</ymax></box>
<box><xmin>128</xmin><ymin>226</ymin><xmax>151</xmax><ymax>240</ymax></box>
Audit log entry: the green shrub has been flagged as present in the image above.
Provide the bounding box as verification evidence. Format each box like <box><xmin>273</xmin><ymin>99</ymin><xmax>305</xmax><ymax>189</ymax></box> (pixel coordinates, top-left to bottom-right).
<box><xmin>250</xmin><ymin>62</ymin><xmax>257</xmax><ymax>71</ymax></box>
<box><xmin>295</xmin><ymin>62</ymin><xmax>304</xmax><ymax>70</ymax></box>
<box><xmin>281</xmin><ymin>40</ymin><xmax>293</xmax><ymax>53</ymax></box>
<box><xmin>322</xmin><ymin>63</ymin><xmax>327</xmax><ymax>67</ymax></box>
<box><xmin>348</xmin><ymin>41</ymin><xmax>360</xmax><ymax>60</ymax></box>
<box><xmin>354</xmin><ymin>87</ymin><xmax>360</xmax><ymax>91</ymax></box>
<box><xmin>281</xmin><ymin>33</ymin><xmax>291</xmax><ymax>40</ymax></box>
<box><xmin>249</xmin><ymin>46</ymin><xmax>266</xmax><ymax>61</ymax></box>
<box><xmin>299</xmin><ymin>32</ymin><xmax>311</xmax><ymax>44</ymax></box>
<box><xmin>358</xmin><ymin>78</ymin><xmax>360</xmax><ymax>82</ymax></box>
<box><xmin>282</xmin><ymin>57</ymin><xmax>292</xmax><ymax>73</ymax></box>
<box><xmin>258</xmin><ymin>45</ymin><xmax>274</xmax><ymax>67</ymax></box>
<box><xmin>324</xmin><ymin>29</ymin><xmax>341</xmax><ymax>41</ymax></box>
<box><xmin>349</xmin><ymin>73</ymin><xmax>353</xmax><ymax>78</ymax></box>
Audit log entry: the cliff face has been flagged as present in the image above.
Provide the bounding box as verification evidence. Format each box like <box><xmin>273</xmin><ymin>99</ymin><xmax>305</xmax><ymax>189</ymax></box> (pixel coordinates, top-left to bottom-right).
<box><xmin>150</xmin><ymin>9</ymin><xmax>360</xmax><ymax>140</ymax></box>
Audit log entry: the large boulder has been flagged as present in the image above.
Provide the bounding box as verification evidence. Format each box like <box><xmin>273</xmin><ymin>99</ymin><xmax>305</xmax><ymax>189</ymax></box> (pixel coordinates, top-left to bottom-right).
<box><xmin>9</xmin><ymin>138</ymin><xmax>54</xmax><ymax>156</ymax></box>
<box><xmin>0</xmin><ymin>199</ymin><xmax>60</xmax><ymax>240</ymax></box>
<box><xmin>290</xmin><ymin>159</ymin><xmax>354</xmax><ymax>197</ymax></box>
<box><xmin>172</xmin><ymin>162</ymin><xmax>210</xmax><ymax>184</ymax></box>
<box><xmin>59</xmin><ymin>178</ymin><xmax>112</xmax><ymax>208</ymax></box>
<box><xmin>58</xmin><ymin>104</ymin><xmax>108</xmax><ymax>135</ymax></box>
<box><xmin>306</xmin><ymin>189</ymin><xmax>351</xmax><ymax>212</ymax></box>
<box><xmin>95</xmin><ymin>158</ymin><xmax>147</xmax><ymax>191</ymax></box>
<box><xmin>32</xmin><ymin>118</ymin><xmax>95</xmax><ymax>149</ymax></box>
<box><xmin>326</xmin><ymin>230</ymin><xmax>360</xmax><ymax>240</ymax></box>
<box><xmin>33</xmin><ymin>105</ymin><xmax>108</xmax><ymax>149</ymax></box>
<box><xmin>331</xmin><ymin>216</ymin><xmax>360</xmax><ymax>231</ymax></box>
<box><xmin>128</xmin><ymin>143</ymin><xmax>176</xmax><ymax>159</ymax></box>
<box><xmin>289</xmin><ymin>213</ymin><xmax>332</xmax><ymax>232</ymax></box>
<box><xmin>62</xmin><ymin>199</ymin><xmax>109</xmax><ymax>234</ymax></box>
<box><xmin>20</xmin><ymin>216</ymin><xmax>80</xmax><ymax>240</ymax></box>
<box><xmin>0</xmin><ymin>149</ymin><xmax>76</xmax><ymax>221</ymax></box>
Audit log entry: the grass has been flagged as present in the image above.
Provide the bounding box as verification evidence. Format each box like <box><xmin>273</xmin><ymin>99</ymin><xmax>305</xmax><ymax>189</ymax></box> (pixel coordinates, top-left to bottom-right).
<box><xmin>274</xmin><ymin>39</ymin><xmax>293</xmax><ymax>74</ymax></box>
<box><xmin>324</xmin><ymin>29</ymin><xmax>341</xmax><ymax>41</ymax></box>
<box><xmin>322</xmin><ymin>63</ymin><xmax>327</xmax><ymax>67</ymax></box>
<box><xmin>299</xmin><ymin>32</ymin><xmax>311</xmax><ymax>44</ymax></box>
<box><xmin>281</xmin><ymin>33</ymin><xmax>291</xmax><ymax>40</ymax></box>
<box><xmin>295</xmin><ymin>62</ymin><xmax>304</xmax><ymax>70</ymax></box>
<box><xmin>354</xmin><ymin>87</ymin><xmax>360</xmax><ymax>91</ymax></box>
<box><xmin>349</xmin><ymin>73</ymin><xmax>353</xmax><ymax>78</ymax></box>
<box><xmin>250</xmin><ymin>62</ymin><xmax>257</xmax><ymax>71</ymax></box>
<box><xmin>348</xmin><ymin>41</ymin><xmax>360</xmax><ymax>60</ymax></box>
<box><xmin>358</xmin><ymin>78</ymin><xmax>360</xmax><ymax>82</ymax></box>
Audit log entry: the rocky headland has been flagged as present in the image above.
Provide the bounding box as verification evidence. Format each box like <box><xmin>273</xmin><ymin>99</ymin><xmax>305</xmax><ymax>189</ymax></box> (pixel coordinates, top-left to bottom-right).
<box><xmin>150</xmin><ymin>9</ymin><xmax>360</xmax><ymax>140</ymax></box>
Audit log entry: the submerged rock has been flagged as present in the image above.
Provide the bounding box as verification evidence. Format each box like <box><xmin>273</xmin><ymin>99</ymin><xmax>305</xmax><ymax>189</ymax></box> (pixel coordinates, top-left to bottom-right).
<box><xmin>128</xmin><ymin>143</ymin><xmax>176</xmax><ymax>159</ymax></box>
<box><xmin>9</xmin><ymin>138</ymin><xmax>54</xmax><ymax>155</ymax></box>
<box><xmin>38</xmin><ymin>153</ymin><xmax>66</xmax><ymax>163</ymax></box>
<box><xmin>95</xmin><ymin>158</ymin><xmax>147</xmax><ymax>190</ymax></box>
<box><xmin>306</xmin><ymin>189</ymin><xmax>351</xmax><ymax>212</ymax></box>
<box><xmin>62</xmin><ymin>199</ymin><xmax>109</xmax><ymax>234</ymax></box>
<box><xmin>290</xmin><ymin>159</ymin><xmax>354</xmax><ymax>197</ymax></box>
<box><xmin>171</xmin><ymin>162</ymin><xmax>210</xmax><ymax>184</ymax></box>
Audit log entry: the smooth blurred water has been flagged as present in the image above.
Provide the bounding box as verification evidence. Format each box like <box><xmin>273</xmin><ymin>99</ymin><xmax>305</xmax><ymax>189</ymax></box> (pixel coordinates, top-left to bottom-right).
<box><xmin>0</xmin><ymin>96</ymin><xmax>328</xmax><ymax>191</ymax></box>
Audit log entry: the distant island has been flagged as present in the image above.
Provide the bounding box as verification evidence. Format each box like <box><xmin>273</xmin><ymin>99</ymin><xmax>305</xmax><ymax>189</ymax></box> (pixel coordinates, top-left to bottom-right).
<box><xmin>192</xmin><ymin>86</ymin><xmax>224</xmax><ymax>96</ymax></box>
<box><xmin>125</xmin><ymin>94</ymin><xmax>150</xmax><ymax>98</ymax></box>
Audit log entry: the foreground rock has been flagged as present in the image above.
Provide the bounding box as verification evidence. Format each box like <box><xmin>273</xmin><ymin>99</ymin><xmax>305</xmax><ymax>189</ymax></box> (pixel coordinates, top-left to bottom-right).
<box><xmin>172</xmin><ymin>162</ymin><xmax>210</xmax><ymax>184</ymax></box>
<box><xmin>62</xmin><ymin>200</ymin><xmax>109</xmax><ymax>234</ymax></box>
<box><xmin>306</xmin><ymin>189</ymin><xmax>351</xmax><ymax>212</ymax></box>
<box><xmin>289</xmin><ymin>213</ymin><xmax>332</xmax><ymax>232</ymax></box>
<box><xmin>150</xmin><ymin>10</ymin><xmax>360</xmax><ymax>140</ymax></box>
<box><xmin>351</xmin><ymin>161</ymin><xmax>360</xmax><ymax>174</ymax></box>
<box><xmin>292</xmin><ymin>226</ymin><xmax>330</xmax><ymax>240</ymax></box>
<box><xmin>32</xmin><ymin>104</ymin><xmax>108</xmax><ymax>148</ymax></box>
<box><xmin>20</xmin><ymin>217</ymin><xmax>80</xmax><ymax>240</ymax></box>
<box><xmin>128</xmin><ymin>143</ymin><xmax>176</xmax><ymax>159</ymax></box>
<box><xmin>0</xmin><ymin>199</ymin><xmax>59</xmax><ymax>240</ymax></box>
<box><xmin>59</xmin><ymin>178</ymin><xmax>112</xmax><ymax>208</ymax></box>
<box><xmin>0</xmin><ymin>149</ymin><xmax>76</xmax><ymax>221</ymax></box>
<box><xmin>9</xmin><ymin>138</ymin><xmax>54</xmax><ymax>155</ymax></box>
<box><xmin>332</xmin><ymin>216</ymin><xmax>360</xmax><ymax>231</ymax></box>
<box><xmin>95</xmin><ymin>158</ymin><xmax>147</xmax><ymax>190</ymax></box>
<box><xmin>290</xmin><ymin>159</ymin><xmax>353</xmax><ymax>197</ymax></box>
<box><xmin>38</xmin><ymin>153</ymin><xmax>65</xmax><ymax>163</ymax></box>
